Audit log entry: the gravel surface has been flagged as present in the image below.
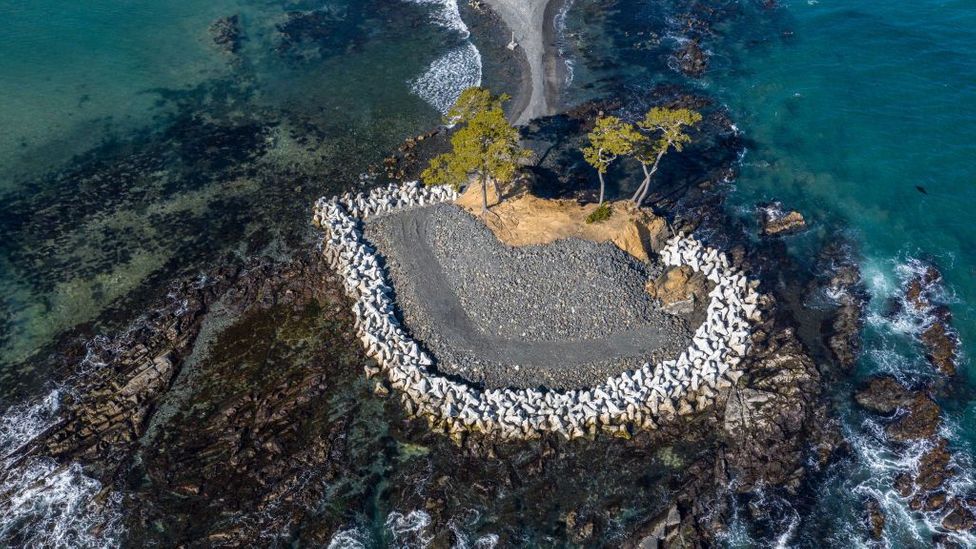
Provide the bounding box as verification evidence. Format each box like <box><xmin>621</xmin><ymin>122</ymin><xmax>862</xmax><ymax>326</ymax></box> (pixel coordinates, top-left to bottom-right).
<box><xmin>428</xmin><ymin>206</ymin><xmax>664</xmax><ymax>341</ymax></box>
<box><xmin>364</xmin><ymin>204</ymin><xmax>692</xmax><ymax>389</ymax></box>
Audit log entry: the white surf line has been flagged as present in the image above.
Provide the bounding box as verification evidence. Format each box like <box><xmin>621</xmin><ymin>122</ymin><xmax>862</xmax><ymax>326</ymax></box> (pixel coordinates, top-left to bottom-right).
<box><xmin>313</xmin><ymin>181</ymin><xmax>763</xmax><ymax>440</ymax></box>
<box><xmin>404</xmin><ymin>0</ymin><xmax>483</xmax><ymax>114</ymax></box>
<box><xmin>410</xmin><ymin>43</ymin><xmax>483</xmax><ymax>115</ymax></box>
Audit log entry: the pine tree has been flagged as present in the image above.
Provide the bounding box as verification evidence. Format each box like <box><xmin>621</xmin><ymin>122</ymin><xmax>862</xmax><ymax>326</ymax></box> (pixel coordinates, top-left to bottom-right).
<box><xmin>422</xmin><ymin>89</ymin><xmax>528</xmax><ymax>213</ymax></box>
<box><xmin>581</xmin><ymin>116</ymin><xmax>642</xmax><ymax>204</ymax></box>
<box><xmin>630</xmin><ymin>107</ymin><xmax>702</xmax><ymax>208</ymax></box>
<box><xmin>445</xmin><ymin>86</ymin><xmax>509</xmax><ymax>126</ymax></box>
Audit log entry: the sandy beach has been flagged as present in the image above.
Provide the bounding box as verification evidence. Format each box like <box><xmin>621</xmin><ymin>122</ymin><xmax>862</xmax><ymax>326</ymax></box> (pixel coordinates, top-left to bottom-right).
<box><xmin>480</xmin><ymin>0</ymin><xmax>564</xmax><ymax>124</ymax></box>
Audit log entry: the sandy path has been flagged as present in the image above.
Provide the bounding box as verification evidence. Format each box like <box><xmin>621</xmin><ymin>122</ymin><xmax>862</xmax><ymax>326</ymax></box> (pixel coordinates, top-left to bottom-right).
<box><xmin>481</xmin><ymin>0</ymin><xmax>562</xmax><ymax>124</ymax></box>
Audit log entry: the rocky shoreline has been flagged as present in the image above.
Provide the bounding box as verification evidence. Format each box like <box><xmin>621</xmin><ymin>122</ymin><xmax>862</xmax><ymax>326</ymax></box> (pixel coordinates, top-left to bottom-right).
<box><xmin>0</xmin><ymin>81</ymin><xmax>869</xmax><ymax>545</ymax></box>
<box><xmin>852</xmin><ymin>263</ymin><xmax>974</xmax><ymax>541</ymax></box>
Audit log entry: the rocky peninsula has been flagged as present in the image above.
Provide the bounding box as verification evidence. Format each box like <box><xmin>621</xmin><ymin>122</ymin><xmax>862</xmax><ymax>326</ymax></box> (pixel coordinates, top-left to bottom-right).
<box><xmin>1</xmin><ymin>90</ymin><xmax>845</xmax><ymax>545</ymax></box>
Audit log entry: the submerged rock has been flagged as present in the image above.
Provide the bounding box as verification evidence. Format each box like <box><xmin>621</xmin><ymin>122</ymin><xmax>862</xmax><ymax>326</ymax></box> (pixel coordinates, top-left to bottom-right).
<box><xmin>209</xmin><ymin>15</ymin><xmax>243</xmax><ymax>54</ymax></box>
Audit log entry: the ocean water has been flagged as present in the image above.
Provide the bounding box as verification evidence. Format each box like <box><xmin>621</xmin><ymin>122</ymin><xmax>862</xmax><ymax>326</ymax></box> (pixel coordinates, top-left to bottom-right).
<box><xmin>562</xmin><ymin>0</ymin><xmax>975</xmax><ymax>544</ymax></box>
<box><xmin>0</xmin><ymin>0</ymin><xmax>486</xmax><ymax>388</ymax></box>
<box><xmin>714</xmin><ymin>3</ymin><xmax>976</xmax><ymax>544</ymax></box>
<box><xmin>0</xmin><ymin>0</ymin><xmax>483</xmax><ymax>545</ymax></box>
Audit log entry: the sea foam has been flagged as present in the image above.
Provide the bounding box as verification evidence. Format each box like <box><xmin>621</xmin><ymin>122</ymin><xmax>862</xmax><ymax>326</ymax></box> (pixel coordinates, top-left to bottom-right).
<box><xmin>403</xmin><ymin>0</ymin><xmax>471</xmax><ymax>38</ymax></box>
<box><xmin>0</xmin><ymin>389</ymin><xmax>62</xmax><ymax>462</ymax></box>
<box><xmin>410</xmin><ymin>42</ymin><xmax>483</xmax><ymax>114</ymax></box>
<box><xmin>403</xmin><ymin>0</ymin><xmax>482</xmax><ymax>114</ymax></box>
<box><xmin>0</xmin><ymin>458</ymin><xmax>124</xmax><ymax>547</ymax></box>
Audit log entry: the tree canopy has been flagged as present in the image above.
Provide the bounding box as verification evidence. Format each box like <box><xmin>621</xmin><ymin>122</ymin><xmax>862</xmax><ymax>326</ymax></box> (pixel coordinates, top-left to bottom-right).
<box><xmin>581</xmin><ymin>116</ymin><xmax>643</xmax><ymax>204</ymax></box>
<box><xmin>630</xmin><ymin>107</ymin><xmax>702</xmax><ymax>207</ymax></box>
<box><xmin>422</xmin><ymin>88</ymin><xmax>528</xmax><ymax>212</ymax></box>
<box><xmin>444</xmin><ymin>86</ymin><xmax>510</xmax><ymax>126</ymax></box>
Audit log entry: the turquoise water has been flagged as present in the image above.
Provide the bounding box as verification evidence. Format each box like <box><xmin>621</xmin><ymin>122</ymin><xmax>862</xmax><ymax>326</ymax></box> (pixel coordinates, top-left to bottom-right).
<box><xmin>0</xmin><ymin>0</ymin><xmax>484</xmax><ymax>381</ymax></box>
<box><xmin>562</xmin><ymin>0</ymin><xmax>976</xmax><ymax>544</ymax></box>
<box><xmin>713</xmin><ymin>0</ymin><xmax>976</xmax><ymax>370</ymax></box>
<box><xmin>714</xmin><ymin>1</ymin><xmax>976</xmax><ymax>544</ymax></box>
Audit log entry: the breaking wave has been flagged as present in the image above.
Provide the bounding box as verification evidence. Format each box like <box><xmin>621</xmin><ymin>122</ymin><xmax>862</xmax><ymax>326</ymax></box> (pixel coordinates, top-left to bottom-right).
<box><xmin>0</xmin><ymin>389</ymin><xmax>124</xmax><ymax>546</ymax></box>
<box><xmin>554</xmin><ymin>0</ymin><xmax>577</xmax><ymax>86</ymax></box>
<box><xmin>843</xmin><ymin>253</ymin><xmax>973</xmax><ymax>545</ymax></box>
<box><xmin>328</xmin><ymin>508</ymin><xmax>498</xmax><ymax>548</ymax></box>
<box><xmin>402</xmin><ymin>0</ymin><xmax>470</xmax><ymax>38</ymax></box>
<box><xmin>0</xmin><ymin>389</ymin><xmax>62</xmax><ymax>462</ymax></box>
<box><xmin>0</xmin><ymin>457</ymin><xmax>124</xmax><ymax>547</ymax></box>
<box><xmin>410</xmin><ymin>42</ymin><xmax>483</xmax><ymax>114</ymax></box>
<box><xmin>403</xmin><ymin>0</ymin><xmax>482</xmax><ymax>114</ymax></box>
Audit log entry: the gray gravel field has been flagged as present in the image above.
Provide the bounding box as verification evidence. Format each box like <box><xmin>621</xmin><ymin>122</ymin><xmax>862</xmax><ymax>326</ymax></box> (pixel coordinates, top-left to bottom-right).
<box><xmin>364</xmin><ymin>203</ymin><xmax>692</xmax><ymax>389</ymax></box>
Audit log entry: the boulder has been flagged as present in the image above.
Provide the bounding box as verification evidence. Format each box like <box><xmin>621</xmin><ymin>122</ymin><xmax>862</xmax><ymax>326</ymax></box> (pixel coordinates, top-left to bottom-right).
<box><xmin>884</xmin><ymin>394</ymin><xmax>941</xmax><ymax>443</ymax></box>
<box><xmin>854</xmin><ymin>375</ymin><xmax>913</xmax><ymax>415</ymax></box>
<box><xmin>914</xmin><ymin>437</ymin><xmax>952</xmax><ymax>492</ymax></box>
<box><xmin>941</xmin><ymin>499</ymin><xmax>976</xmax><ymax>532</ymax></box>
<box><xmin>675</xmin><ymin>39</ymin><xmax>708</xmax><ymax>77</ymax></box>
<box><xmin>646</xmin><ymin>265</ymin><xmax>711</xmax><ymax>311</ymax></box>
<box><xmin>920</xmin><ymin>320</ymin><xmax>958</xmax><ymax>376</ymax></box>
<box><xmin>758</xmin><ymin>202</ymin><xmax>807</xmax><ymax>237</ymax></box>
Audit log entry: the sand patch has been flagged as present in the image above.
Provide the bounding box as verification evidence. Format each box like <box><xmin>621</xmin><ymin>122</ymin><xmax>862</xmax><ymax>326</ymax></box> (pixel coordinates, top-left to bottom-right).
<box><xmin>454</xmin><ymin>183</ymin><xmax>671</xmax><ymax>262</ymax></box>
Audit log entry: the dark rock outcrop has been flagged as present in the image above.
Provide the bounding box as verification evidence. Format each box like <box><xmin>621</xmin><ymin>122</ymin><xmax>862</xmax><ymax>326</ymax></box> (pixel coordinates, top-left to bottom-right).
<box><xmin>899</xmin><ymin>263</ymin><xmax>960</xmax><ymax>376</ymax></box>
<box><xmin>13</xmin><ymin>253</ymin><xmax>350</xmax><ymax>479</ymax></box>
<box><xmin>864</xmin><ymin>496</ymin><xmax>886</xmax><ymax>540</ymax></box>
<box><xmin>920</xmin><ymin>321</ymin><xmax>959</xmax><ymax>376</ymax></box>
<box><xmin>675</xmin><ymin>40</ymin><xmax>708</xmax><ymax>77</ymax></box>
<box><xmin>819</xmin><ymin>245</ymin><xmax>868</xmax><ymax>370</ymax></box>
<box><xmin>942</xmin><ymin>499</ymin><xmax>976</xmax><ymax>532</ymax></box>
<box><xmin>884</xmin><ymin>394</ymin><xmax>941</xmax><ymax>443</ymax></box>
<box><xmin>759</xmin><ymin>202</ymin><xmax>807</xmax><ymax>237</ymax></box>
<box><xmin>915</xmin><ymin>438</ymin><xmax>952</xmax><ymax>493</ymax></box>
<box><xmin>854</xmin><ymin>375</ymin><xmax>912</xmax><ymax>414</ymax></box>
<box><xmin>722</xmin><ymin>322</ymin><xmax>828</xmax><ymax>493</ymax></box>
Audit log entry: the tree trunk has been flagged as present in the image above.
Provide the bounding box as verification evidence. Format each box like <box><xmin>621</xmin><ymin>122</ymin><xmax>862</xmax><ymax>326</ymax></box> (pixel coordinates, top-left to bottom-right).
<box><xmin>493</xmin><ymin>178</ymin><xmax>501</xmax><ymax>206</ymax></box>
<box><xmin>635</xmin><ymin>149</ymin><xmax>666</xmax><ymax>208</ymax></box>
<box><xmin>480</xmin><ymin>173</ymin><xmax>488</xmax><ymax>213</ymax></box>
<box><xmin>598</xmin><ymin>171</ymin><xmax>606</xmax><ymax>205</ymax></box>
<box><xmin>631</xmin><ymin>163</ymin><xmax>651</xmax><ymax>203</ymax></box>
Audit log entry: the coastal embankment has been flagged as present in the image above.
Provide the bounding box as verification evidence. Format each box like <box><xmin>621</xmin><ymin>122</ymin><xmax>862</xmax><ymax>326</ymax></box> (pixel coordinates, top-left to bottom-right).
<box><xmin>313</xmin><ymin>181</ymin><xmax>760</xmax><ymax>439</ymax></box>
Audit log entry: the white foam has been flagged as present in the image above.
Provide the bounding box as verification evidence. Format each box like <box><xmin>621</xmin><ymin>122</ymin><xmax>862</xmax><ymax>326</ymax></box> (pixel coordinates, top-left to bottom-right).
<box><xmin>327</xmin><ymin>527</ymin><xmax>370</xmax><ymax>549</ymax></box>
<box><xmin>403</xmin><ymin>0</ymin><xmax>471</xmax><ymax>38</ymax></box>
<box><xmin>385</xmin><ymin>509</ymin><xmax>434</xmax><ymax>546</ymax></box>
<box><xmin>0</xmin><ymin>458</ymin><xmax>124</xmax><ymax>547</ymax></box>
<box><xmin>0</xmin><ymin>389</ymin><xmax>62</xmax><ymax>461</ymax></box>
<box><xmin>554</xmin><ymin>0</ymin><xmax>577</xmax><ymax>86</ymax></box>
<box><xmin>410</xmin><ymin>42</ymin><xmax>483</xmax><ymax>114</ymax></box>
